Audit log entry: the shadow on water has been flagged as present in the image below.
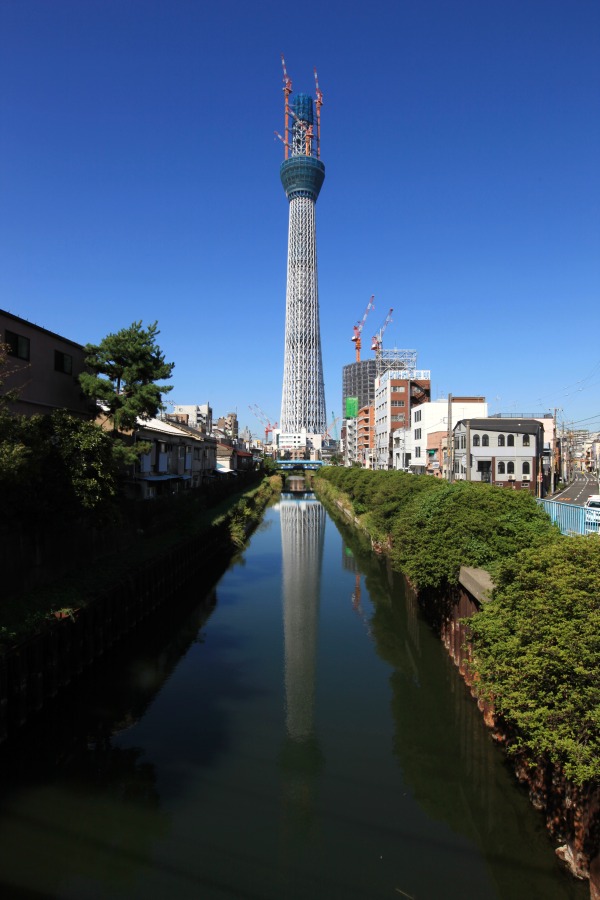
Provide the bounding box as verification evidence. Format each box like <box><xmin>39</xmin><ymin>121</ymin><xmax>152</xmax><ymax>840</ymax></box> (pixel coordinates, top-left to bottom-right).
<box><xmin>331</xmin><ymin>510</ymin><xmax>588</xmax><ymax>900</ymax></box>
<box><xmin>0</xmin><ymin>497</ymin><xmax>590</xmax><ymax>900</ymax></box>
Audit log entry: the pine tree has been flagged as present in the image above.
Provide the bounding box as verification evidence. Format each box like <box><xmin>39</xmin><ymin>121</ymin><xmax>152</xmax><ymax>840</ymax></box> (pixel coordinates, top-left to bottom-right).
<box><xmin>79</xmin><ymin>321</ymin><xmax>174</xmax><ymax>432</ymax></box>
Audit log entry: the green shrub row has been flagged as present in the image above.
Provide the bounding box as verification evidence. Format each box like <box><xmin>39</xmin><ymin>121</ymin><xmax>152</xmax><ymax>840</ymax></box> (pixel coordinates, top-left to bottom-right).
<box><xmin>315</xmin><ymin>468</ymin><xmax>600</xmax><ymax>785</ymax></box>
<box><xmin>315</xmin><ymin>468</ymin><xmax>556</xmax><ymax>590</ymax></box>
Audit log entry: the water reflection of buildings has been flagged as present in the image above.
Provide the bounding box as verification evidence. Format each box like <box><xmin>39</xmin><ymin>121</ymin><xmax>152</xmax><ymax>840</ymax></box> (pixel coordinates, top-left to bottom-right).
<box><xmin>278</xmin><ymin>494</ymin><xmax>325</xmax><ymax>834</ymax></box>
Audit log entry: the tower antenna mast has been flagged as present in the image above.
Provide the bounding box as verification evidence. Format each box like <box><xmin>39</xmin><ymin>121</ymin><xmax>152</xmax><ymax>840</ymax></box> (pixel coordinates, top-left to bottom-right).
<box><xmin>281</xmin><ymin>54</ymin><xmax>293</xmax><ymax>160</ymax></box>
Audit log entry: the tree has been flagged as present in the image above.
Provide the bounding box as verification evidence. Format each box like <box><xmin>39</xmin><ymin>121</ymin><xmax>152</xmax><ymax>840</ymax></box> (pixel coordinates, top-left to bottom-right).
<box><xmin>79</xmin><ymin>321</ymin><xmax>174</xmax><ymax>432</ymax></box>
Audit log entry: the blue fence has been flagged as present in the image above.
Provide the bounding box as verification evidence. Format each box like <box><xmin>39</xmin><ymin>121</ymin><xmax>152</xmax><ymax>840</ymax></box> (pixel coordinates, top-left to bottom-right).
<box><xmin>536</xmin><ymin>499</ymin><xmax>599</xmax><ymax>536</ymax></box>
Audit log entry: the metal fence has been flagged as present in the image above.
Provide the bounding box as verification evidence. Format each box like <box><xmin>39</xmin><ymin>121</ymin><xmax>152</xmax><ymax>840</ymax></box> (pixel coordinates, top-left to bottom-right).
<box><xmin>536</xmin><ymin>498</ymin><xmax>600</xmax><ymax>536</ymax></box>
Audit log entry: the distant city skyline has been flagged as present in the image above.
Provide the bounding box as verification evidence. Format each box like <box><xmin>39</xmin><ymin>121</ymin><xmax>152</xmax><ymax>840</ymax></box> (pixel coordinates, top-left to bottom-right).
<box><xmin>1</xmin><ymin>1</ymin><xmax>599</xmax><ymax>436</ymax></box>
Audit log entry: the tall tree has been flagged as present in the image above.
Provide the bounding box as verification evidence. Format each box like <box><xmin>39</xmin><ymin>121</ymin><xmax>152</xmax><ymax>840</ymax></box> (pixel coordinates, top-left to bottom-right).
<box><xmin>79</xmin><ymin>321</ymin><xmax>175</xmax><ymax>432</ymax></box>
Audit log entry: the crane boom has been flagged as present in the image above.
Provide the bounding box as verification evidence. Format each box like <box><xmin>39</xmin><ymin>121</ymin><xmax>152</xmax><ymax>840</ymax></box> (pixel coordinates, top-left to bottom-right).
<box><xmin>351</xmin><ymin>295</ymin><xmax>375</xmax><ymax>363</ymax></box>
<box><xmin>371</xmin><ymin>308</ymin><xmax>393</xmax><ymax>358</ymax></box>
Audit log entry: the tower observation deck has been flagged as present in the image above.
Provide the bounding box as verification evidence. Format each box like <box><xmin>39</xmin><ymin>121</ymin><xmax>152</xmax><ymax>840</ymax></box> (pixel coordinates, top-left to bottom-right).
<box><xmin>278</xmin><ymin>61</ymin><xmax>327</xmax><ymax>436</ymax></box>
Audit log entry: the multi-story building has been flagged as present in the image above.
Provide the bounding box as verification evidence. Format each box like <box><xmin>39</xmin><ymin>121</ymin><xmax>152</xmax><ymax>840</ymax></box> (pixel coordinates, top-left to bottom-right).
<box><xmin>0</xmin><ymin>309</ymin><xmax>90</xmax><ymax>418</ymax></box>
<box><xmin>357</xmin><ymin>404</ymin><xmax>375</xmax><ymax>467</ymax></box>
<box><xmin>344</xmin><ymin>417</ymin><xmax>358</xmax><ymax>466</ymax></box>
<box><xmin>452</xmin><ymin>417</ymin><xmax>544</xmax><ymax>493</ymax></box>
<box><xmin>374</xmin><ymin>369</ymin><xmax>431</xmax><ymax>469</ymax></box>
<box><xmin>170</xmin><ymin>403</ymin><xmax>213</xmax><ymax>433</ymax></box>
<box><xmin>216</xmin><ymin>412</ymin><xmax>238</xmax><ymax>440</ymax></box>
<box><xmin>410</xmin><ymin>397</ymin><xmax>488</xmax><ymax>475</ymax></box>
<box><xmin>342</xmin><ymin>359</ymin><xmax>377</xmax><ymax>420</ymax></box>
<box><xmin>134</xmin><ymin>416</ymin><xmax>217</xmax><ymax>499</ymax></box>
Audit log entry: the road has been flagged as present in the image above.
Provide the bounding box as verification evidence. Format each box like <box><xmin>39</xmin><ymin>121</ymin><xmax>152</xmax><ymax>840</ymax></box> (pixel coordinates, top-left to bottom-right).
<box><xmin>551</xmin><ymin>472</ymin><xmax>599</xmax><ymax>506</ymax></box>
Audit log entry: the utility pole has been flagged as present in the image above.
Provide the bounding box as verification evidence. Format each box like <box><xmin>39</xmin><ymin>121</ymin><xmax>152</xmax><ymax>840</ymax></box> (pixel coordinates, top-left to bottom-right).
<box><xmin>447</xmin><ymin>393</ymin><xmax>453</xmax><ymax>482</ymax></box>
<box><xmin>466</xmin><ymin>419</ymin><xmax>471</xmax><ymax>481</ymax></box>
<box><xmin>550</xmin><ymin>407</ymin><xmax>558</xmax><ymax>495</ymax></box>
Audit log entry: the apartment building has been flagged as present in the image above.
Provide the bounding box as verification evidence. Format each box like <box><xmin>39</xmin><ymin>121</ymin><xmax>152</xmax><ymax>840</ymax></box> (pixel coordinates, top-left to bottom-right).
<box><xmin>0</xmin><ymin>309</ymin><xmax>90</xmax><ymax>417</ymax></box>
<box><xmin>410</xmin><ymin>397</ymin><xmax>488</xmax><ymax>475</ymax></box>
<box><xmin>374</xmin><ymin>369</ymin><xmax>431</xmax><ymax>469</ymax></box>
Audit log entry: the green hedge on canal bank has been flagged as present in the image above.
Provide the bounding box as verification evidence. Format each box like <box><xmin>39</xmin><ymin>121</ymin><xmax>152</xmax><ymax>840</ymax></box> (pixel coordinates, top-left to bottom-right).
<box><xmin>314</xmin><ymin>468</ymin><xmax>557</xmax><ymax>590</ymax></box>
<box><xmin>314</xmin><ymin>468</ymin><xmax>600</xmax><ymax>786</ymax></box>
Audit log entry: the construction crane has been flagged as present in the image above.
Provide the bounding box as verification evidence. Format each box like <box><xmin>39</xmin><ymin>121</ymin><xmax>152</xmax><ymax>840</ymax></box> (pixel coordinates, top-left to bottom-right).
<box><xmin>371</xmin><ymin>308</ymin><xmax>393</xmax><ymax>360</ymax></box>
<box><xmin>323</xmin><ymin>413</ymin><xmax>341</xmax><ymax>441</ymax></box>
<box><xmin>351</xmin><ymin>295</ymin><xmax>375</xmax><ymax>363</ymax></box>
<box><xmin>313</xmin><ymin>67</ymin><xmax>323</xmax><ymax>159</ymax></box>
<box><xmin>249</xmin><ymin>404</ymin><xmax>278</xmax><ymax>444</ymax></box>
<box><xmin>280</xmin><ymin>54</ymin><xmax>293</xmax><ymax>160</ymax></box>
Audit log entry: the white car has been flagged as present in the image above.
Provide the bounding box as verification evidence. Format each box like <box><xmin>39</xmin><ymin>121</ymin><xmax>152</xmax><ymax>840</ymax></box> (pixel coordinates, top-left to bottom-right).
<box><xmin>584</xmin><ymin>495</ymin><xmax>600</xmax><ymax>531</ymax></box>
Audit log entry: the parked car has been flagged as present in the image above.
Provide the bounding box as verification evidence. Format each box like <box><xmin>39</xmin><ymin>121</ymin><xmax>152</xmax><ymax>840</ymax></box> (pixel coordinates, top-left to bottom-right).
<box><xmin>584</xmin><ymin>495</ymin><xmax>600</xmax><ymax>532</ymax></box>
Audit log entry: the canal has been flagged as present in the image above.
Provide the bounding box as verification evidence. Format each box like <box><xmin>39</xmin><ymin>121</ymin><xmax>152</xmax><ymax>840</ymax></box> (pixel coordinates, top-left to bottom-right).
<box><xmin>0</xmin><ymin>495</ymin><xmax>588</xmax><ymax>900</ymax></box>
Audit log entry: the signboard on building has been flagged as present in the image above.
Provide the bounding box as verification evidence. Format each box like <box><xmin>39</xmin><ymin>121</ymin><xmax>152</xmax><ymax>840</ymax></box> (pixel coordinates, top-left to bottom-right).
<box><xmin>345</xmin><ymin>397</ymin><xmax>359</xmax><ymax>418</ymax></box>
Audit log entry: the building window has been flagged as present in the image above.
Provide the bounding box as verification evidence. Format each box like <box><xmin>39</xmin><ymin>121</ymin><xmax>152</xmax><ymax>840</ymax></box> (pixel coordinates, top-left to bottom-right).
<box><xmin>473</xmin><ymin>435</ymin><xmax>480</xmax><ymax>447</ymax></box>
<box><xmin>507</xmin><ymin>434</ymin><xmax>515</xmax><ymax>447</ymax></box>
<box><xmin>414</xmin><ymin>428</ymin><xmax>421</xmax><ymax>439</ymax></box>
<box><xmin>4</xmin><ymin>329</ymin><xmax>30</xmax><ymax>361</ymax></box>
<box><xmin>498</xmin><ymin>434</ymin><xmax>505</xmax><ymax>447</ymax></box>
<box><xmin>54</xmin><ymin>350</ymin><xmax>73</xmax><ymax>374</ymax></box>
<box><xmin>498</xmin><ymin>461</ymin><xmax>506</xmax><ymax>474</ymax></box>
<box><xmin>391</xmin><ymin>400</ymin><xmax>405</xmax><ymax>407</ymax></box>
<box><xmin>415</xmin><ymin>447</ymin><xmax>421</xmax><ymax>457</ymax></box>
<box><xmin>414</xmin><ymin>410</ymin><xmax>421</xmax><ymax>422</ymax></box>
<box><xmin>522</xmin><ymin>461</ymin><xmax>530</xmax><ymax>475</ymax></box>
<box><xmin>507</xmin><ymin>461</ymin><xmax>515</xmax><ymax>474</ymax></box>
<box><xmin>523</xmin><ymin>434</ymin><xmax>530</xmax><ymax>446</ymax></box>
<box><xmin>482</xmin><ymin>434</ymin><xmax>489</xmax><ymax>447</ymax></box>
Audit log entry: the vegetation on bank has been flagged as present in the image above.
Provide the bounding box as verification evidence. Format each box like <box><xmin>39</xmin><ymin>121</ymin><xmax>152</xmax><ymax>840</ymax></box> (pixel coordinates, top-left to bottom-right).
<box><xmin>314</xmin><ymin>467</ymin><xmax>556</xmax><ymax>590</ymax></box>
<box><xmin>469</xmin><ymin>537</ymin><xmax>600</xmax><ymax>785</ymax></box>
<box><xmin>0</xmin><ymin>473</ymin><xmax>282</xmax><ymax>651</ymax></box>
<box><xmin>314</xmin><ymin>467</ymin><xmax>600</xmax><ymax>786</ymax></box>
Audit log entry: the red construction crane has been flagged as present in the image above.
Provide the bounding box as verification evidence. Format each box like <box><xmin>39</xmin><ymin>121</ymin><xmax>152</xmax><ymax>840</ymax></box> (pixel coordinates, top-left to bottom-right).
<box><xmin>249</xmin><ymin>404</ymin><xmax>278</xmax><ymax>444</ymax></box>
<box><xmin>351</xmin><ymin>295</ymin><xmax>375</xmax><ymax>363</ymax></box>
<box><xmin>371</xmin><ymin>308</ymin><xmax>393</xmax><ymax>359</ymax></box>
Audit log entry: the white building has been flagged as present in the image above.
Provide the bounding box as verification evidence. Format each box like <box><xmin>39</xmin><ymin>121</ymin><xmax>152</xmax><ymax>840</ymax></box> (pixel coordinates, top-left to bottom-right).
<box><xmin>374</xmin><ymin>368</ymin><xmax>431</xmax><ymax>470</ymax></box>
<box><xmin>410</xmin><ymin>397</ymin><xmax>488</xmax><ymax>475</ymax></box>
<box><xmin>452</xmin><ymin>417</ymin><xmax>544</xmax><ymax>493</ymax></box>
<box><xmin>171</xmin><ymin>403</ymin><xmax>212</xmax><ymax>433</ymax></box>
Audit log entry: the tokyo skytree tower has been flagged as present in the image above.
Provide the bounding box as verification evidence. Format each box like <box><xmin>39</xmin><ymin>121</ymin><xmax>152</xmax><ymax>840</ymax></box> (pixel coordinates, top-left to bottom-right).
<box><xmin>278</xmin><ymin>58</ymin><xmax>326</xmax><ymax>435</ymax></box>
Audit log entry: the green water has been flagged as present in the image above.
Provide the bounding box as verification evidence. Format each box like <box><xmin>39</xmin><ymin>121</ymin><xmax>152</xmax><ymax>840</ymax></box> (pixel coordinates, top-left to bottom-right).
<box><xmin>0</xmin><ymin>496</ymin><xmax>588</xmax><ymax>899</ymax></box>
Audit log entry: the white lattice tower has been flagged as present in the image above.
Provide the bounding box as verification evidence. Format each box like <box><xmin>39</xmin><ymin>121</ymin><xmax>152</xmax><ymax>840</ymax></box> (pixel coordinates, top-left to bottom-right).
<box><xmin>279</xmin><ymin>84</ymin><xmax>326</xmax><ymax>435</ymax></box>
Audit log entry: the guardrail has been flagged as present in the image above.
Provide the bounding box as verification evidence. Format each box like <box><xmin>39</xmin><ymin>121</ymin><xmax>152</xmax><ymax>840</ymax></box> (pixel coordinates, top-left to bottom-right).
<box><xmin>536</xmin><ymin>498</ymin><xmax>600</xmax><ymax>536</ymax></box>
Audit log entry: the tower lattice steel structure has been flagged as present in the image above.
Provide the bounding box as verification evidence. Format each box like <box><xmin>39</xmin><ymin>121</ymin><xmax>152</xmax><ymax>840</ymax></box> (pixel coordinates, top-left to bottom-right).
<box><xmin>278</xmin><ymin>59</ymin><xmax>326</xmax><ymax>435</ymax></box>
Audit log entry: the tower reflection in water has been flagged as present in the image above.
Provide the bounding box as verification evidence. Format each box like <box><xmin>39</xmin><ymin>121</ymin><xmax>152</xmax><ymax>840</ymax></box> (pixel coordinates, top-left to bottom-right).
<box><xmin>277</xmin><ymin>493</ymin><xmax>325</xmax><ymax>837</ymax></box>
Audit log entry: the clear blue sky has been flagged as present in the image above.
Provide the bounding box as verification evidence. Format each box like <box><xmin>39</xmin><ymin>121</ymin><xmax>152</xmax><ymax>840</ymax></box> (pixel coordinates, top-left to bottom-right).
<box><xmin>1</xmin><ymin>0</ymin><xmax>599</xmax><ymax>436</ymax></box>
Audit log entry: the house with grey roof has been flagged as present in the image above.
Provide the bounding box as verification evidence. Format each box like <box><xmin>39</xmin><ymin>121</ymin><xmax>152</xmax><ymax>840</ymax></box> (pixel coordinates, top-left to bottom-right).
<box><xmin>452</xmin><ymin>418</ymin><xmax>545</xmax><ymax>494</ymax></box>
